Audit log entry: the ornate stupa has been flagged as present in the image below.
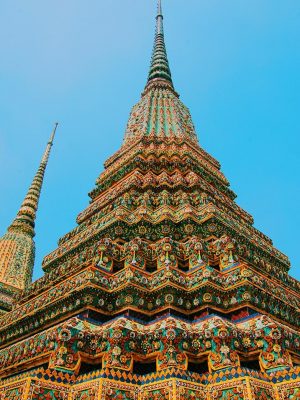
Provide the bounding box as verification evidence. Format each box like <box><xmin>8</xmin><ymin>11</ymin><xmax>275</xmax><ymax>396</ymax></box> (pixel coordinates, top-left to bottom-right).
<box><xmin>0</xmin><ymin>2</ymin><xmax>299</xmax><ymax>399</ymax></box>
<box><xmin>0</xmin><ymin>123</ymin><xmax>57</xmax><ymax>315</ymax></box>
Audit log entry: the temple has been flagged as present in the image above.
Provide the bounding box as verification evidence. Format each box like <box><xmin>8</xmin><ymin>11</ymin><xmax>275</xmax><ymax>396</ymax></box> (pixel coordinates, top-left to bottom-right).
<box><xmin>0</xmin><ymin>1</ymin><xmax>299</xmax><ymax>398</ymax></box>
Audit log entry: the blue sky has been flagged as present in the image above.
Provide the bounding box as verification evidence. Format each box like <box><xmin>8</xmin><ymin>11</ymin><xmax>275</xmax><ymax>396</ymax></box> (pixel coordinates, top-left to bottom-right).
<box><xmin>0</xmin><ymin>0</ymin><xmax>299</xmax><ymax>281</ymax></box>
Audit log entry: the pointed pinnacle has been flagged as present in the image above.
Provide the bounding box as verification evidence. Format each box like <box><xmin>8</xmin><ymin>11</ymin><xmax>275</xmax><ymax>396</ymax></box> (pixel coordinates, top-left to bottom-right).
<box><xmin>146</xmin><ymin>0</ymin><xmax>173</xmax><ymax>87</ymax></box>
<box><xmin>156</xmin><ymin>0</ymin><xmax>163</xmax><ymax>35</ymax></box>
<box><xmin>42</xmin><ymin>122</ymin><xmax>58</xmax><ymax>164</ymax></box>
<box><xmin>8</xmin><ymin>125</ymin><xmax>57</xmax><ymax>237</ymax></box>
<box><xmin>49</xmin><ymin>122</ymin><xmax>58</xmax><ymax>145</ymax></box>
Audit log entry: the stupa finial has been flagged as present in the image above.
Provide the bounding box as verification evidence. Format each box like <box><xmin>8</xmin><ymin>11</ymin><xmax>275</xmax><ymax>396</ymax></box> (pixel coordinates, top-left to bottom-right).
<box><xmin>146</xmin><ymin>0</ymin><xmax>173</xmax><ymax>87</ymax></box>
<box><xmin>8</xmin><ymin>123</ymin><xmax>58</xmax><ymax>237</ymax></box>
<box><xmin>156</xmin><ymin>0</ymin><xmax>163</xmax><ymax>34</ymax></box>
<box><xmin>41</xmin><ymin>122</ymin><xmax>58</xmax><ymax>164</ymax></box>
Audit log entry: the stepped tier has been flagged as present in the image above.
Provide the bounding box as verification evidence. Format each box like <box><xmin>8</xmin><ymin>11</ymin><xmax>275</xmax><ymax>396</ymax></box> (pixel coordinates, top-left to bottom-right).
<box><xmin>1</xmin><ymin>249</ymin><xmax>299</xmax><ymax>348</ymax></box>
<box><xmin>0</xmin><ymin>314</ymin><xmax>299</xmax><ymax>376</ymax></box>
<box><xmin>0</xmin><ymin>1</ymin><xmax>298</xmax><ymax>398</ymax></box>
<box><xmin>0</xmin><ymin>314</ymin><xmax>299</xmax><ymax>397</ymax></box>
<box><xmin>41</xmin><ymin>136</ymin><xmax>289</xmax><ymax>283</ymax></box>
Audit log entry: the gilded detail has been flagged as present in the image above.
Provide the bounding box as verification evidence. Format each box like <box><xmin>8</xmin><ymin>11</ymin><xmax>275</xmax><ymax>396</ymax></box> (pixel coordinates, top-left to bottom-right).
<box><xmin>0</xmin><ymin>2</ymin><xmax>298</xmax><ymax>399</ymax></box>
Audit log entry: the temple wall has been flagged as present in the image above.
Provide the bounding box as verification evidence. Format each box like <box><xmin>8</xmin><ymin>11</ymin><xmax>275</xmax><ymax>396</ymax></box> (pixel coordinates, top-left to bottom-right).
<box><xmin>0</xmin><ymin>376</ymin><xmax>299</xmax><ymax>399</ymax></box>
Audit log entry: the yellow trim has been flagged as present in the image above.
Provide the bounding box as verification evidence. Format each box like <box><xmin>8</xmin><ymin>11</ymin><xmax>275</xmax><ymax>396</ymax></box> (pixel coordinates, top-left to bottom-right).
<box><xmin>22</xmin><ymin>378</ymin><xmax>31</xmax><ymax>400</ymax></box>
<box><xmin>0</xmin><ymin>374</ymin><xmax>300</xmax><ymax>398</ymax></box>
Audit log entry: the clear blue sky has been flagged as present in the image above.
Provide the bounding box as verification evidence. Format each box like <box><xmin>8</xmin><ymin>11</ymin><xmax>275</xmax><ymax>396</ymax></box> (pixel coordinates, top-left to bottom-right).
<box><xmin>0</xmin><ymin>0</ymin><xmax>299</xmax><ymax>281</ymax></box>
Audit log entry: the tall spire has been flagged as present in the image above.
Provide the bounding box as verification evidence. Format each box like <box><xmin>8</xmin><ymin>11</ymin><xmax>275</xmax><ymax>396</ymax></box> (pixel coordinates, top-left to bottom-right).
<box><xmin>8</xmin><ymin>123</ymin><xmax>58</xmax><ymax>237</ymax></box>
<box><xmin>147</xmin><ymin>0</ymin><xmax>173</xmax><ymax>87</ymax></box>
<box><xmin>123</xmin><ymin>1</ymin><xmax>198</xmax><ymax>144</ymax></box>
<box><xmin>0</xmin><ymin>124</ymin><xmax>57</xmax><ymax>302</ymax></box>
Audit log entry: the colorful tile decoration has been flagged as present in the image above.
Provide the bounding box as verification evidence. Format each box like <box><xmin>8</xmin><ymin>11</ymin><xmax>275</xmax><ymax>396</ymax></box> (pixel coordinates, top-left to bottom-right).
<box><xmin>0</xmin><ymin>1</ymin><xmax>298</xmax><ymax>398</ymax></box>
